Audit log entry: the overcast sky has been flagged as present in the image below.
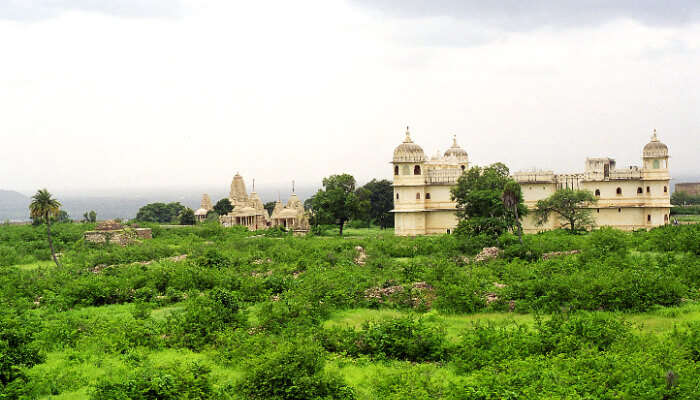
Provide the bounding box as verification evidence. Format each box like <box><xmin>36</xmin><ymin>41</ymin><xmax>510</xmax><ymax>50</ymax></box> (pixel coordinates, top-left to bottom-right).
<box><xmin>1</xmin><ymin>0</ymin><xmax>698</xmax><ymax>195</ymax></box>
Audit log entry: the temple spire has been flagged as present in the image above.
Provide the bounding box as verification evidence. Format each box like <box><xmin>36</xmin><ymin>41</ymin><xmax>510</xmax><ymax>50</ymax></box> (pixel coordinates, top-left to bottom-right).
<box><xmin>292</xmin><ymin>180</ymin><xmax>295</xmax><ymax>193</ymax></box>
<box><xmin>652</xmin><ymin>128</ymin><xmax>658</xmax><ymax>141</ymax></box>
<box><xmin>452</xmin><ymin>134</ymin><xmax>458</xmax><ymax>147</ymax></box>
<box><xmin>404</xmin><ymin>125</ymin><xmax>412</xmax><ymax>143</ymax></box>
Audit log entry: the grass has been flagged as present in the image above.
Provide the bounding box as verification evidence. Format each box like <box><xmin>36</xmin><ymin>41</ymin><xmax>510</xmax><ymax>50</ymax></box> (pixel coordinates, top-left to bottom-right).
<box><xmin>675</xmin><ymin>214</ymin><xmax>700</xmax><ymax>222</ymax></box>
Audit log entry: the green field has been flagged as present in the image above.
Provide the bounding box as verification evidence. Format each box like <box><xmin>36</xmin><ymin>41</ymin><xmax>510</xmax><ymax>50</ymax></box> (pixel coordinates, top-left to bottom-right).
<box><xmin>1</xmin><ymin>222</ymin><xmax>700</xmax><ymax>399</ymax></box>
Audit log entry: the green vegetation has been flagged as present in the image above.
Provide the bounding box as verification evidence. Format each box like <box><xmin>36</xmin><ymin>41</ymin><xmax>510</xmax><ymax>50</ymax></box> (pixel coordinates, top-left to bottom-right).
<box><xmin>28</xmin><ymin>189</ymin><xmax>63</xmax><ymax>267</ymax></box>
<box><xmin>136</xmin><ymin>202</ymin><xmax>187</xmax><ymax>223</ymax></box>
<box><xmin>535</xmin><ymin>188</ymin><xmax>598</xmax><ymax>232</ymax></box>
<box><xmin>1</xmin><ymin>221</ymin><xmax>700</xmax><ymax>399</ymax></box>
<box><xmin>671</xmin><ymin>191</ymin><xmax>700</xmax><ymax>206</ymax></box>
<box><xmin>310</xmin><ymin>174</ymin><xmax>360</xmax><ymax>236</ymax></box>
<box><xmin>214</xmin><ymin>198</ymin><xmax>234</xmax><ymax>217</ymax></box>
<box><xmin>450</xmin><ymin>163</ymin><xmax>527</xmax><ymax>239</ymax></box>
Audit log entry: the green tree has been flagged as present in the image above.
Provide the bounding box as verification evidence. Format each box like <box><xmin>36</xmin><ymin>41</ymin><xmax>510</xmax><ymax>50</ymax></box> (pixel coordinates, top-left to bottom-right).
<box><xmin>354</xmin><ymin>187</ymin><xmax>372</xmax><ymax>228</ymax></box>
<box><xmin>213</xmin><ymin>198</ymin><xmax>233</xmax><ymax>217</ymax></box>
<box><xmin>356</xmin><ymin>179</ymin><xmax>394</xmax><ymax>229</ymax></box>
<box><xmin>450</xmin><ymin>163</ymin><xmax>526</xmax><ymax>238</ymax></box>
<box><xmin>89</xmin><ymin>210</ymin><xmax>97</xmax><ymax>223</ymax></box>
<box><xmin>263</xmin><ymin>201</ymin><xmax>276</xmax><ymax>217</ymax></box>
<box><xmin>534</xmin><ymin>188</ymin><xmax>598</xmax><ymax>233</ymax></box>
<box><xmin>671</xmin><ymin>191</ymin><xmax>700</xmax><ymax>206</ymax></box>
<box><xmin>311</xmin><ymin>174</ymin><xmax>359</xmax><ymax>236</ymax></box>
<box><xmin>502</xmin><ymin>180</ymin><xmax>526</xmax><ymax>244</ymax></box>
<box><xmin>28</xmin><ymin>189</ymin><xmax>62</xmax><ymax>267</ymax></box>
<box><xmin>180</xmin><ymin>208</ymin><xmax>196</xmax><ymax>225</ymax></box>
<box><xmin>136</xmin><ymin>202</ymin><xmax>186</xmax><ymax>223</ymax></box>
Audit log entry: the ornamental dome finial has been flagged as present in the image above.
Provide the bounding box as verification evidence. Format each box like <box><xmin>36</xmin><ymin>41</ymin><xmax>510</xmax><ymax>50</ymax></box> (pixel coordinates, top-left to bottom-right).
<box><xmin>643</xmin><ymin>128</ymin><xmax>668</xmax><ymax>158</ymax></box>
<box><xmin>393</xmin><ymin>126</ymin><xmax>425</xmax><ymax>162</ymax></box>
<box><xmin>404</xmin><ymin>126</ymin><xmax>413</xmax><ymax>143</ymax></box>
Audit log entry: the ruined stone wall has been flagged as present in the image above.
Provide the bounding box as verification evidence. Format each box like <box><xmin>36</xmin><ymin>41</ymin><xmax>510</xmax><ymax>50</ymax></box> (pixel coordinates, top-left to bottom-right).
<box><xmin>676</xmin><ymin>183</ymin><xmax>700</xmax><ymax>196</ymax></box>
<box><xmin>84</xmin><ymin>228</ymin><xmax>152</xmax><ymax>246</ymax></box>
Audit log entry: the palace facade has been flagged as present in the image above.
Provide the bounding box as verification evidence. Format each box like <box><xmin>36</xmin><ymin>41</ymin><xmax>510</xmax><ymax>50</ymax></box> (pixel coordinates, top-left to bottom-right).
<box><xmin>391</xmin><ymin>128</ymin><xmax>671</xmax><ymax>235</ymax></box>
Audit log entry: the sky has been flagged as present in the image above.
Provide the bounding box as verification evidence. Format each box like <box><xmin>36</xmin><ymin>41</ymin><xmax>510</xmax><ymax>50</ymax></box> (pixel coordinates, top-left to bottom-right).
<box><xmin>1</xmin><ymin>0</ymin><xmax>699</xmax><ymax>195</ymax></box>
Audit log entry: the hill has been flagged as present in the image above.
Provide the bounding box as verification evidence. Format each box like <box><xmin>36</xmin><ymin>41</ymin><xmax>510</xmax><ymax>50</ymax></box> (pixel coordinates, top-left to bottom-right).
<box><xmin>0</xmin><ymin>189</ymin><xmax>29</xmax><ymax>221</ymax></box>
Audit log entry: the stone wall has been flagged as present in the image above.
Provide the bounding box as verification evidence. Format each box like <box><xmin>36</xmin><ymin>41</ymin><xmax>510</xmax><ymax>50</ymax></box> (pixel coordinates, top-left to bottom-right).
<box><xmin>84</xmin><ymin>228</ymin><xmax>152</xmax><ymax>246</ymax></box>
<box><xmin>676</xmin><ymin>183</ymin><xmax>700</xmax><ymax>196</ymax></box>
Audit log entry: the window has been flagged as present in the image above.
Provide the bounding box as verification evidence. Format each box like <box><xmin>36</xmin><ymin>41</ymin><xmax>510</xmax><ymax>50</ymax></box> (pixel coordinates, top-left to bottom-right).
<box><xmin>616</xmin><ymin>187</ymin><xmax>622</xmax><ymax>195</ymax></box>
<box><xmin>447</xmin><ymin>229</ymin><xmax>451</xmax><ymax>234</ymax></box>
<box><xmin>618</xmin><ymin>208</ymin><xmax>622</xmax><ymax>213</ymax></box>
<box><xmin>595</xmin><ymin>189</ymin><xmax>600</xmax><ymax>196</ymax></box>
<box><xmin>653</xmin><ymin>159</ymin><xmax>660</xmax><ymax>169</ymax></box>
<box><xmin>647</xmin><ymin>214</ymin><xmax>651</xmax><ymax>222</ymax></box>
<box><xmin>460</xmin><ymin>165</ymin><xmax>466</xmax><ymax>171</ymax></box>
<box><xmin>664</xmin><ymin>214</ymin><xmax>669</xmax><ymax>223</ymax></box>
<box><xmin>596</xmin><ymin>209</ymin><xmax>600</xmax><ymax>213</ymax></box>
<box><xmin>664</xmin><ymin>186</ymin><xmax>668</xmax><ymax>193</ymax></box>
<box><xmin>637</xmin><ymin>187</ymin><xmax>643</xmax><ymax>194</ymax></box>
<box><xmin>425</xmin><ymin>193</ymin><xmax>431</xmax><ymax>200</ymax></box>
<box><xmin>416</xmin><ymin>193</ymin><xmax>421</xmax><ymax>200</ymax></box>
<box><xmin>646</xmin><ymin>186</ymin><xmax>650</xmax><ymax>193</ymax></box>
<box><xmin>396</xmin><ymin>193</ymin><xmax>399</xmax><ymax>200</ymax></box>
<box><xmin>414</xmin><ymin>165</ymin><xmax>421</xmax><ymax>175</ymax></box>
<box><xmin>394</xmin><ymin>166</ymin><xmax>399</xmax><ymax>176</ymax></box>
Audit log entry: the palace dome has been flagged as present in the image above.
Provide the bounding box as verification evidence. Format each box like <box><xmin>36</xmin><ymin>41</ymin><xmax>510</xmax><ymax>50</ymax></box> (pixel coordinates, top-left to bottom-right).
<box><xmin>393</xmin><ymin>127</ymin><xmax>426</xmax><ymax>163</ymax></box>
<box><xmin>444</xmin><ymin>135</ymin><xmax>468</xmax><ymax>161</ymax></box>
<box><xmin>643</xmin><ymin>129</ymin><xmax>668</xmax><ymax>158</ymax></box>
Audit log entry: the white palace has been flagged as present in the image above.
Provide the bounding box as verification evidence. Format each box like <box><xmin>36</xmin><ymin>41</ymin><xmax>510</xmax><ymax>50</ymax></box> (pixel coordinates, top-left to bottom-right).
<box><xmin>391</xmin><ymin>127</ymin><xmax>672</xmax><ymax>236</ymax></box>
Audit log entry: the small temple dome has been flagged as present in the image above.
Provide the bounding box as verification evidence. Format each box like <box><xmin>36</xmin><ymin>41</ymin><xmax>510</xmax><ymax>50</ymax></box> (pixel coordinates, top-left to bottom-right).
<box><xmin>393</xmin><ymin>126</ymin><xmax>426</xmax><ymax>163</ymax></box>
<box><xmin>643</xmin><ymin>129</ymin><xmax>668</xmax><ymax>158</ymax></box>
<box><xmin>194</xmin><ymin>208</ymin><xmax>209</xmax><ymax>216</ymax></box>
<box><xmin>444</xmin><ymin>135</ymin><xmax>468</xmax><ymax>160</ymax></box>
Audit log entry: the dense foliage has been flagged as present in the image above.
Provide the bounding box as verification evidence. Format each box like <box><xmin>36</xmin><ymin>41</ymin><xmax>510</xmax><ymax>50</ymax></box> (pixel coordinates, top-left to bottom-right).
<box><xmin>535</xmin><ymin>188</ymin><xmax>597</xmax><ymax>232</ymax></box>
<box><xmin>0</xmin><ymin>221</ymin><xmax>699</xmax><ymax>398</ymax></box>
<box><xmin>310</xmin><ymin>174</ymin><xmax>360</xmax><ymax>236</ymax></box>
<box><xmin>136</xmin><ymin>202</ymin><xmax>186</xmax><ymax>223</ymax></box>
<box><xmin>450</xmin><ymin>163</ymin><xmax>526</xmax><ymax>238</ymax></box>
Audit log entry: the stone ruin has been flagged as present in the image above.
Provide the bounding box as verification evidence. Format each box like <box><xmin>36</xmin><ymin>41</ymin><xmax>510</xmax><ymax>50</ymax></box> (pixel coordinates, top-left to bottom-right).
<box><xmin>84</xmin><ymin>220</ymin><xmax>152</xmax><ymax>246</ymax></box>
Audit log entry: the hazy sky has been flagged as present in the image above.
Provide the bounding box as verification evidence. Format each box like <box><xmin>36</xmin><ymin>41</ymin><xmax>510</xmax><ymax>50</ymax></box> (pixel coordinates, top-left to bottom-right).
<box><xmin>1</xmin><ymin>0</ymin><xmax>698</xmax><ymax>194</ymax></box>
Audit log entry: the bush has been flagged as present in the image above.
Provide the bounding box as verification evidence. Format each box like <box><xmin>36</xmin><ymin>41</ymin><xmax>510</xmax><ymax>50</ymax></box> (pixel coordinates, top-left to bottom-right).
<box><xmin>237</xmin><ymin>340</ymin><xmax>354</xmax><ymax>400</ymax></box>
<box><xmin>322</xmin><ymin>316</ymin><xmax>448</xmax><ymax>362</ymax></box>
<box><xmin>91</xmin><ymin>362</ymin><xmax>217</xmax><ymax>400</ymax></box>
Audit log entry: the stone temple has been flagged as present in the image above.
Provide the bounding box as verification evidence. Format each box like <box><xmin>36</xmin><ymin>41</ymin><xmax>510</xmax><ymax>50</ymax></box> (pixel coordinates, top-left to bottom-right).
<box><xmin>392</xmin><ymin>127</ymin><xmax>672</xmax><ymax>236</ymax></box>
<box><xmin>199</xmin><ymin>173</ymin><xmax>309</xmax><ymax>232</ymax></box>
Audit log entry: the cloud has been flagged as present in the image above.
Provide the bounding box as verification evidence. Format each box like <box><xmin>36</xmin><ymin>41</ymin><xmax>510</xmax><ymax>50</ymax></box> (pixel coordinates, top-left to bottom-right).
<box><xmin>0</xmin><ymin>0</ymin><xmax>183</xmax><ymax>21</ymax></box>
<box><xmin>350</xmin><ymin>0</ymin><xmax>700</xmax><ymax>31</ymax></box>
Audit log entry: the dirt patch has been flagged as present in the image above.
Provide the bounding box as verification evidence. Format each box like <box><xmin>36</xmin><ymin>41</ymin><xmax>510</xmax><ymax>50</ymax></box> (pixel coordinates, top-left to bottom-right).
<box><xmin>542</xmin><ymin>250</ymin><xmax>580</xmax><ymax>260</ymax></box>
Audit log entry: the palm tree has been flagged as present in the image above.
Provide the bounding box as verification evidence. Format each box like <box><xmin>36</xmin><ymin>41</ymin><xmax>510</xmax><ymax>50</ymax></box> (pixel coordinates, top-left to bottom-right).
<box><xmin>502</xmin><ymin>181</ymin><xmax>524</xmax><ymax>245</ymax></box>
<box><xmin>29</xmin><ymin>189</ymin><xmax>62</xmax><ymax>267</ymax></box>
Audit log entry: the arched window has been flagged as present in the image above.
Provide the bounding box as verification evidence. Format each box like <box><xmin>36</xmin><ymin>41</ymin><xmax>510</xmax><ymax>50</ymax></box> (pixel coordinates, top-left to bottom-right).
<box><xmin>646</xmin><ymin>186</ymin><xmax>650</xmax><ymax>193</ymax></box>
<box><xmin>664</xmin><ymin>186</ymin><xmax>667</xmax><ymax>193</ymax></box>
<box><xmin>414</xmin><ymin>165</ymin><xmax>421</xmax><ymax>175</ymax></box>
<box><xmin>460</xmin><ymin>165</ymin><xmax>466</xmax><ymax>171</ymax></box>
<box><xmin>637</xmin><ymin>187</ymin><xmax>643</xmax><ymax>194</ymax></box>
<box><xmin>616</xmin><ymin>187</ymin><xmax>622</xmax><ymax>195</ymax></box>
<box><xmin>664</xmin><ymin>214</ymin><xmax>669</xmax><ymax>223</ymax></box>
<box><xmin>425</xmin><ymin>193</ymin><xmax>431</xmax><ymax>200</ymax></box>
<box><xmin>595</xmin><ymin>189</ymin><xmax>600</xmax><ymax>196</ymax></box>
<box><xmin>653</xmin><ymin>160</ymin><xmax>660</xmax><ymax>169</ymax></box>
<box><xmin>394</xmin><ymin>166</ymin><xmax>399</xmax><ymax>176</ymax></box>
<box><xmin>618</xmin><ymin>208</ymin><xmax>622</xmax><ymax>213</ymax></box>
<box><xmin>416</xmin><ymin>193</ymin><xmax>421</xmax><ymax>200</ymax></box>
<box><xmin>647</xmin><ymin>214</ymin><xmax>651</xmax><ymax>222</ymax></box>
<box><xmin>596</xmin><ymin>209</ymin><xmax>600</xmax><ymax>213</ymax></box>
<box><xmin>447</xmin><ymin>229</ymin><xmax>451</xmax><ymax>234</ymax></box>
<box><xmin>396</xmin><ymin>193</ymin><xmax>399</xmax><ymax>200</ymax></box>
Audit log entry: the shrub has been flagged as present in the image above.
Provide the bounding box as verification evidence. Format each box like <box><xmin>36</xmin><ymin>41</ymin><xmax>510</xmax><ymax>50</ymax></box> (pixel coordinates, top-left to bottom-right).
<box><xmin>322</xmin><ymin>316</ymin><xmax>448</xmax><ymax>362</ymax></box>
<box><xmin>91</xmin><ymin>362</ymin><xmax>217</xmax><ymax>400</ymax></box>
<box><xmin>237</xmin><ymin>341</ymin><xmax>355</xmax><ymax>400</ymax></box>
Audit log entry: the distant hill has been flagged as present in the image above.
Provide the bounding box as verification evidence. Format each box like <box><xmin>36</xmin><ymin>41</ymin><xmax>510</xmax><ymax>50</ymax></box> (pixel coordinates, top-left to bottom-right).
<box><xmin>0</xmin><ymin>190</ymin><xmax>30</xmax><ymax>221</ymax></box>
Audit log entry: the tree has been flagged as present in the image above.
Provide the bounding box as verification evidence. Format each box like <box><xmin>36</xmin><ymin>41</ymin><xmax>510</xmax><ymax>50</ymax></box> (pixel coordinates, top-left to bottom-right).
<box><xmin>83</xmin><ymin>210</ymin><xmax>97</xmax><ymax>223</ymax></box>
<box><xmin>263</xmin><ymin>201</ymin><xmax>276</xmax><ymax>217</ymax></box>
<box><xmin>136</xmin><ymin>202</ymin><xmax>186</xmax><ymax>223</ymax></box>
<box><xmin>29</xmin><ymin>189</ymin><xmax>62</xmax><ymax>267</ymax></box>
<box><xmin>502</xmin><ymin>180</ymin><xmax>525</xmax><ymax>244</ymax></box>
<box><xmin>671</xmin><ymin>191</ymin><xmax>700</xmax><ymax>206</ymax></box>
<box><xmin>450</xmin><ymin>163</ymin><xmax>526</xmax><ymax>238</ymax></box>
<box><xmin>356</xmin><ymin>179</ymin><xmax>394</xmax><ymax>229</ymax></box>
<box><xmin>354</xmin><ymin>187</ymin><xmax>372</xmax><ymax>228</ymax></box>
<box><xmin>534</xmin><ymin>188</ymin><xmax>598</xmax><ymax>233</ymax></box>
<box><xmin>213</xmin><ymin>198</ymin><xmax>233</xmax><ymax>217</ymax></box>
<box><xmin>180</xmin><ymin>208</ymin><xmax>196</xmax><ymax>225</ymax></box>
<box><xmin>311</xmin><ymin>174</ymin><xmax>359</xmax><ymax>236</ymax></box>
